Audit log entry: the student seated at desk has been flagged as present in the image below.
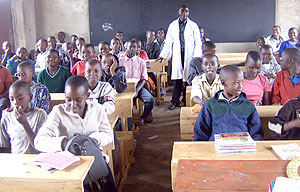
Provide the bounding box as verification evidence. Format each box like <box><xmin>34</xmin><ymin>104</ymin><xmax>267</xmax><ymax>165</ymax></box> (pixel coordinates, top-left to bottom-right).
<box><xmin>272</xmin><ymin>48</ymin><xmax>300</xmax><ymax>105</ymax></box>
<box><xmin>85</xmin><ymin>59</ymin><xmax>115</xmax><ymax>115</ymax></box>
<box><xmin>187</xmin><ymin>41</ymin><xmax>217</xmax><ymax>85</ymax></box>
<box><xmin>142</xmin><ymin>29</ymin><xmax>160</xmax><ymax>59</ymax></box>
<box><xmin>34</xmin><ymin>75</ymin><xmax>117</xmax><ymax>191</ymax></box>
<box><xmin>47</xmin><ymin>36</ymin><xmax>63</xmax><ymax>60</ymax></box>
<box><xmin>1</xmin><ymin>41</ymin><xmax>15</xmax><ymax>67</ymax></box>
<box><xmin>73</xmin><ymin>37</ymin><xmax>85</xmax><ymax>60</ymax></box>
<box><xmin>110</xmin><ymin>37</ymin><xmax>124</xmax><ymax>60</ymax></box>
<box><xmin>71</xmin><ymin>44</ymin><xmax>95</xmax><ymax>77</ymax></box>
<box><xmin>265</xmin><ymin>25</ymin><xmax>284</xmax><ymax>53</ymax></box>
<box><xmin>269</xmin><ymin>94</ymin><xmax>300</xmax><ymax>140</ymax></box>
<box><xmin>259</xmin><ymin>45</ymin><xmax>281</xmax><ymax>85</ymax></box>
<box><xmin>6</xmin><ymin>47</ymin><xmax>35</xmax><ymax>77</ymax></box>
<box><xmin>256</xmin><ymin>36</ymin><xmax>266</xmax><ymax>49</ymax></box>
<box><xmin>191</xmin><ymin>54</ymin><xmax>223</xmax><ymax>106</ymax></box>
<box><xmin>17</xmin><ymin>61</ymin><xmax>51</xmax><ymax>113</ymax></box>
<box><xmin>36</xmin><ymin>39</ymin><xmax>48</xmax><ymax>69</ymax></box>
<box><xmin>194</xmin><ymin>65</ymin><xmax>263</xmax><ymax>141</ymax></box>
<box><xmin>97</xmin><ymin>41</ymin><xmax>110</xmax><ymax>61</ymax></box>
<box><xmin>242</xmin><ymin>51</ymin><xmax>271</xmax><ymax>106</ymax></box>
<box><xmin>37</xmin><ymin>49</ymin><xmax>72</xmax><ymax>93</ymax></box>
<box><xmin>279</xmin><ymin>27</ymin><xmax>298</xmax><ymax>58</ymax></box>
<box><xmin>101</xmin><ymin>53</ymin><xmax>127</xmax><ymax>93</ymax></box>
<box><xmin>119</xmin><ymin>39</ymin><xmax>155</xmax><ymax>124</ymax></box>
<box><xmin>0</xmin><ymin>80</ymin><xmax>47</xmax><ymax>154</ymax></box>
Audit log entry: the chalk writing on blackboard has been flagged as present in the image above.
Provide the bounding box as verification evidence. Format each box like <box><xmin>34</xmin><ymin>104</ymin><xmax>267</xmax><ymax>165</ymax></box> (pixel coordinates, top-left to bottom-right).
<box><xmin>102</xmin><ymin>23</ymin><xmax>113</xmax><ymax>31</ymax></box>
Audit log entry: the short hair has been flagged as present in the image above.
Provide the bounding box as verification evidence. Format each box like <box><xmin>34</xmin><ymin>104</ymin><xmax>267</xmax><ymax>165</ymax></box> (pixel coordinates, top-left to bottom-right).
<box><xmin>16</xmin><ymin>47</ymin><xmax>27</xmax><ymax>53</ymax></box>
<box><xmin>128</xmin><ymin>39</ymin><xmax>137</xmax><ymax>46</ymax></box>
<box><xmin>86</xmin><ymin>59</ymin><xmax>101</xmax><ymax>68</ymax></box>
<box><xmin>49</xmin><ymin>49</ymin><xmax>59</xmax><ymax>56</ymax></box>
<box><xmin>202</xmin><ymin>41</ymin><xmax>216</xmax><ymax>51</ymax></box>
<box><xmin>157</xmin><ymin>28</ymin><xmax>164</xmax><ymax>32</ymax></box>
<box><xmin>283</xmin><ymin>48</ymin><xmax>300</xmax><ymax>65</ymax></box>
<box><xmin>219</xmin><ymin>65</ymin><xmax>242</xmax><ymax>81</ymax></box>
<box><xmin>48</xmin><ymin>36</ymin><xmax>56</xmax><ymax>40</ymax></box>
<box><xmin>289</xmin><ymin>27</ymin><xmax>297</xmax><ymax>33</ymax></box>
<box><xmin>65</xmin><ymin>75</ymin><xmax>89</xmax><ymax>93</ymax></box>
<box><xmin>39</xmin><ymin>39</ymin><xmax>47</xmax><ymax>44</ymax></box>
<box><xmin>84</xmin><ymin>43</ymin><xmax>94</xmax><ymax>50</ymax></box>
<box><xmin>116</xmin><ymin>31</ymin><xmax>123</xmax><ymax>34</ymax></box>
<box><xmin>260</xmin><ymin>44</ymin><xmax>273</xmax><ymax>52</ymax></box>
<box><xmin>202</xmin><ymin>53</ymin><xmax>219</xmax><ymax>64</ymax></box>
<box><xmin>146</xmin><ymin>29</ymin><xmax>155</xmax><ymax>34</ymax></box>
<box><xmin>70</xmin><ymin>34</ymin><xmax>78</xmax><ymax>40</ymax></box>
<box><xmin>101</xmin><ymin>53</ymin><xmax>114</xmax><ymax>63</ymax></box>
<box><xmin>98</xmin><ymin>41</ymin><xmax>109</xmax><ymax>47</ymax></box>
<box><xmin>10</xmin><ymin>80</ymin><xmax>31</xmax><ymax>95</ymax></box>
<box><xmin>78</xmin><ymin>37</ymin><xmax>85</xmax><ymax>42</ymax></box>
<box><xmin>132</xmin><ymin>38</ymin><xmax>141</xmax><ymax>44</ymax></box>
<box><xmin>246</xmin><ymin>51</ymin><xmax>261</xmax><ymax>63</ymax></box>
<box><xmin>273</xmin><ymin>25</ymin><xmax>281</xmax><ymax>30</ymax></box>
<box><xmin>111</xmin><ymin>37</ymin><xmax>120</xmax><ymax>44</ymax></box>
<box><xmin>199</xmin><ymin>26</ymin><xmax>204</xmax><ymax>30</ymax></box>
<box><xmin>18</xmin><ymin>61</ymin><xmax>34</xmax><ymax>71</ymax></box>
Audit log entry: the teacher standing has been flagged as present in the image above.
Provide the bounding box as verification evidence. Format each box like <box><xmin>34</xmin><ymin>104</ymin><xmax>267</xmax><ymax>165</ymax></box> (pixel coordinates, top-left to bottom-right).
<box><xmin>156</xmin><ymin>5</ymin><xmax>202</xmax><ymax>110</ymax></box>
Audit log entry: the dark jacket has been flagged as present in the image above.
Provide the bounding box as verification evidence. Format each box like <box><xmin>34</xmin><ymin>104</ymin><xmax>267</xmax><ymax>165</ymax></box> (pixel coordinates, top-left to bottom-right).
<box><xmin>101</xmin><ymin>66</ymin><xmax>127</xmax><ymax>93</ymax></box>
<box><xmin>194</xmin><ymin>90</ymin><xmax>263</xmax><ymax>141</ymax></box>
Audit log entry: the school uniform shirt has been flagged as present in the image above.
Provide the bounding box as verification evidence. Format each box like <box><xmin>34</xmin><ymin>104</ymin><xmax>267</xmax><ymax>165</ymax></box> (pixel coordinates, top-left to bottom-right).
<box><xmin>119</xmin><ymin>55</ymin><xmax>148</xmax><ymax>81</ymax></box>
<box><xmin>0</xmin><ymin>66</ymin><xmax>13</xmax><ymax>95</ymax></box>
<box><xmin>6</xmin><ymin>58</ymin><xmax>35</xmax><ymax>76</ymax></box>
<box><xmin>191</xmin><ymin>74</ymin><xmax>223</xmax><ymax>102</ymax></box>
<box><xmin>242</xmin><ymin>74</ymin><xmax>271</xmax><ymax>106</ymax></box>
<box><xmin>259</xmin><ymin>61</ymin><xmax>281</xmax><ymax>85</ymax></box>
<box><xmin>88</xmin><ymin>81</ymin><xmax>115</xmax><ymax>115</ymax></box>
<box><xmin>37</xmin><ymin>66</ymin><xmax>72</xmax><ymax>93</ymax></box>
<box><xmin>101</xmin><ymin>67</ymin><xmax>127</xmax><ymax>93</ymax></box>
<box><xmin>30</xmin><ymin>81</ymin><xmax>51</xmax><ymax>114</ymax></box>
<box><xmin>160</xmin><ymin>18</ymin><xmax>202</xmax><ymax>81</ymax></box>
<box><xmin>124</xmin><ymin>50</ymin><xmax>149</xmax><ymax>61</ymax></box>
<box><xmin>34</xmin><ymin>101</ymin><xmax>113</xmax><ymax>152</ymax></box>
<box><xmin>0</xmin><ymin>108</ymin><xmax>47</xmax><ymax>154</ymax></box>
<box><xmin>272</xmin><ymin>70</ymin><xmax>300</xmax><ymax>105</ymax></box>
<box><xmin>141</xmin><ymin>41</ymin><xmax>160</xmax><ymax>59</ymax></box>
<box><xmin>71</xmin><ymin>60</ymin><xmax>86</xmax><ymax>77</ymax></box>
<box><xmin>278</xmin><ymin>40</ymin><xmax>298</xmax><ymax>58</ymax></box>
<box><xmin>109</xmin><ymin>50</ymin><xmax>124</xmax><ymax>60</ymax></box>
<box><xmin>266</xmin><ymin>35</ymin><xmax>284</xmax><ymax>53</ymax></box>
<box><xmin>36</xmin><ymin>51</ymin><xmax>48</xmax><ymax>69</ymax></box>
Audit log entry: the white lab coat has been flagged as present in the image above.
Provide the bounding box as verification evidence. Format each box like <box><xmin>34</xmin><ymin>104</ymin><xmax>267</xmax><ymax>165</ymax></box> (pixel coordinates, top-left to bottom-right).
<box><xmin>160</xmin><ymin>18</ymin><xmax>202</xmax><ymax>81</ymax></box>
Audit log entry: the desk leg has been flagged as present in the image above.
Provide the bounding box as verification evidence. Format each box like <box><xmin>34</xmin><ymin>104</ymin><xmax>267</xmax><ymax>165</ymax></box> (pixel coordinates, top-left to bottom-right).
<box><xmin>122</xmin><ymin>118</ymin><xmax>128</xmax><ymax>131</ymax></box>
<box><xmin>107</xmin><ymin>150</ymin><xmax>114</xmax><ymax>180</ymax></box>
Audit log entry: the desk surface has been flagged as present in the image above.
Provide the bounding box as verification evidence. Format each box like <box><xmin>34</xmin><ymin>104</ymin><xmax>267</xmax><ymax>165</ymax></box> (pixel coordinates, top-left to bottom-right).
<box><xmin>171</xmin><ymin>140</ymin><xmax>300</xmax><ymax>188</ymax></box>
<box><xmin>0</xmin><ymin>154</ymin><xmax>94</xmax><ymax>192</ymax></box>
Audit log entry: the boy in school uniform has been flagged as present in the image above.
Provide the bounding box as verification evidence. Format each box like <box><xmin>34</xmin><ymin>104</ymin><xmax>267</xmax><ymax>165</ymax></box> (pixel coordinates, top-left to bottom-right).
<box><xmin>188</xmin><ymin>41</ymin><xmax>217</xmax><ymax>85</ymax></box>
<box><xmin>101</xmin><ymin>53</ymin><xmax>127</xmax><ymax>93</ymax></box>
<box><xmin>110</xmin><ymin>37</ymin><xmax>124</xmax><ymax>60</ymax></box>
<box><xmin>266</xmin><ymin>25</ymin><xmax>284</xmax><ymax>53</ymax></box>
<box><xmin>272</xmin><ymin>48</ymin><xmax>300</xmax><ymax>105</ymax></box>
<box><xmin>37</xmin><ymin>49</ymin><xmax>71</xmax><ymax>93</ymax></box>
<box><xmin>269</xmin><ymin>94</ymin><xmax>300</xmax><ymax>140</ymax></box>
<box><xmin>70</xmin><ymin>34</ymin><xmax>78</xmax><ymax>51</ymax></box>
<box><xmin>1</xmin><ymin>41</ymin><xmax>15</xmax><ymax>67</ymax></box>
<box><xmin>259</xmin><ymin>44</ymin><xmax>281</xmax><ymax>85</ymax></box>
<box><xmin>0</xmin><ymin>80</ymin><xmax>47</xmax><ymax>154</ymax></box>
<box><xmin>256</xmin><ymin>37</ymin><xmax>266</xmax><ymax>49</ymax></box>
<box><xmin>17</xmin><ymin>61</ymin><xmax>51</xmax><ymax>113</ymax></box>
<box><xmin>85</xmin><ymin>59</ymin><xmax>115</xmax><ymax>115</ymax></box>
<box><xmin>154</xmin><ymin>28</ymin><xmax>165</xmax><ymax>53</ymax></box>
<box><xmin>194</xmin><ymin>65</ymin><xmax>263</xmax><ymax>141</ymax></box>
<box><xmin>97</xmin><ymin>41</ymin><xmax>110</xmax><ymax>61</ymax></box>
<box><xmin>6</xmin><ymin>47</ymin><xmax>35</xmax><ymax>76</ymax></box>
<box><xmin>34</xmin><ymin>75</ymin><xmax>117</xmax><ymax>191</ymax></box>
<box><xmin>142</xmin><ymin>30</ymin><xmax>160</xmax><ymax>59</ymax></box>
<box><xmin>71</xmin><ymin>44</ymin><xmax>95</xmax><ymax>77</ymax></box>
<box><xmin>279</xmin><ymin>27</ymin><xmax>298</xmax><ymax>58</ymax></box>
<box><xmin>36</xmin><ymin>39</ymin><xmax>48</xmax><ymax>69</ymax></box>
<box><xmin>191</xmin><ymin>54</ymin><xmax>223</xmax><ymax>106</ymax></box>
<box><xmin>73</xmin><ymin>37</ymin><xmax>85</xmax><ymax>60</ymax></box>
<box><xmin>116</xmin><ymin>31</ymin><xmax>126</xmax><ymax>52</ymax></box>
<box><xmin>47</xmin><ymin>36</ymin><xmax>63</xmax><ymax>59</ymax></box>
<box><xmin>0</xmin><ymin>65</ymin><xmax>13</xmax><ymax>110</ymax></box>
<box><xmin>119</xmin><ymin>40</ymin><xmax>155</xmax><ymax>124</ymax></box>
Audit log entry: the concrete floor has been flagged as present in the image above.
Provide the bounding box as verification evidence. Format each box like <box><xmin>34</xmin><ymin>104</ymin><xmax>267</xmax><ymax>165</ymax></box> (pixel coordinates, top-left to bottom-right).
<box><xmin>122</xmin><ymin>93</ymin><xmax>184</xmax><ymax>192</ymax></box>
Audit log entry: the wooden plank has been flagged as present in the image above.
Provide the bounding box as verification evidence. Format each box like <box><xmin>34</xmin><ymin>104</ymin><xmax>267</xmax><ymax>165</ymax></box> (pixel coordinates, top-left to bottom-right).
<box><xmin>126</xmin><ymin>78</ymin><xmax>139</xmax><ymax>93</ymax></box>
<box><xmin>0</xmin><ymin>154</ymin><xmax>94</xmax><ymax>192</ymax></box>
<box><xmin>174</xmin><ymin>159</ymin><xmax>288</xmax><ymax>191</ymax></box>
<box><xmin>49</xmin><ymin>93</ymin><xmax>65</xmax><ymax>110</ymax></box>
<box><xmin>115</xmin><ymin>92</ymin><xmax>135</xmax><ymax>119</ymax></box>
<box><xmin>171</xmin><ymin>140</ymin><xmax>300</xmax><ymax>188</ymax></box>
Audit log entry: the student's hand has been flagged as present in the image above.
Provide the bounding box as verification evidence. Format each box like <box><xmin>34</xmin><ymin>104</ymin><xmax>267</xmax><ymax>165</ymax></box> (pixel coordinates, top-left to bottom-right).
<box><xmin>61</xmin><ymin>138</ymin><xmax>69</xmax><ymax>150</ymax></box>
<box><xmin>200</xmin><ymin>98</ymin><xmax>207</xmax><ymax>106</ymax></box>
<box><xmin>146</xmin><ymin>61</ymin><xmax>151</xmax><ymax>69</ymax></box>
<box><xmin>155</xmin><ymin>57</ymin><xmax>164</xmax><ymax>63</ymax></box>
<box><xmin>15</xmin><ymin>106</ymin><xmax>28</xmax><ymax>126</ymax></box>
<box><xmin>10</xmin><ymin>55</ymin><xmax>20</xmax><ymax>61</ymax></box>
<box><xmin>110</xmin><ymin>57</ymin><xmax>118</xmax><ymax>76</ymax></box>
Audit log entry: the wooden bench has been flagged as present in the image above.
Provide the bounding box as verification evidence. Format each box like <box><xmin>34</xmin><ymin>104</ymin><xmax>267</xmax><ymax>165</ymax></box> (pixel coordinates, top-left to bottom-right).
<box><xmin>148</xmin><ymin>59</ymin><xmax>168</xmax><ymax>104</ymax></box>
<box><xmin>216</xmin><ymin>52</ymin><xmax>247</xmax><ymax>66</ymax></box>
<box><xmin>0</xmin><ymin>154</ymin><xmax>94</xmax><ymax>192</ymax></box>
<box><xmin>180</xmin><ymin>105</ymin><xmax>282</xmax><ymax>140</ymax></box>
<box><xmin>174</xmin><ymin>159</ymin><xmax>288</xmax><ymax>191</ymax></box>
<box><xmin>171</xmin><ymin>140</ymin><xmax>300</xmax><ymax>189</ymax></box>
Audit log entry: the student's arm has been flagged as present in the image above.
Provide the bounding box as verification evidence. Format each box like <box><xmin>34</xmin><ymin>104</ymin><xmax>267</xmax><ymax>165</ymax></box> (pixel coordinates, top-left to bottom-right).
<box><xmin>156</xmin><ymin>23</ymin><xmax>174</xmax><ymax>62</ymax></box>
<box><xmin>111</xmin><ymin>66</ymin><xmax>127</xmax><ymax>93</ymax></box>
<box><xmin>1</xmin><ymin>51</ymin><xmax>12</xmax><ymax>66</ymax></box>
<box><xmin>71</xmin><ymin>63</ymin><xmax>77</xmax><ymax>76</ymax></box>
<box><xmin>271</xmin><ymin>74</ymin><xmax>281</xmax><ymax>104</ymax></box>
<box><xmin>193</xmin><ymin>96</ymin><xmax>207</xmax><ymax>106</ymax></box>
<box><xmin>247</xmin><ymin>109</ymin><xmax>264</xmax><ymax>141</ymax></box>
<box><xmin>263</xmin><ymin>92</ymin><xmax>271</xmax><ymax>105</ymax></box>
<box><xmin>89</xmin><ymin>107</ymin><xmax>113</xmax><ymax>147</ymax></box>
<box><xmin>262</xmin><ymin>75</ymin><xmax>272</xmax><ymax>105</ymax></box>
<box><xmin>0</xmin><ymin>69</ymin><xmax>13</xmax><ymax>99</ymax></box>
<box><xmin>0</xmin><ymin>117</ymin><xmax>11</xmax><ymax>153</ymax></box>
<box><xmin>194</xmin><ymin>104</ymin><xmax>212</xmax><ymax>141</ymax></box>
<box><xmin>136</xmin><ymin>79</ymin><xmax>146</xmax><ymax>97</ymax></box>
<box><xmin>187</xmin><ymin>59</ymin><xmax>201</xmax><ymax>85</ymax></box>
<box><xmin>278</xmin><ymin>42</ymin><xmax>286</xmax><ymax>58</ymax></box>
<box><xmin>191</xmin><ymin>77</ymin><xmax>205</xmax><ymax>105</ymax></box>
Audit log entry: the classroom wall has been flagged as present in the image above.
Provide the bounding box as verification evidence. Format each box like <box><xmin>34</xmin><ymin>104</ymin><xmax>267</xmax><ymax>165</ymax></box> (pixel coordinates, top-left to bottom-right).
<box><xmin>12</xmin><ymin>0</ymin><xmax>300</xmax><ymax>52</ymax></box>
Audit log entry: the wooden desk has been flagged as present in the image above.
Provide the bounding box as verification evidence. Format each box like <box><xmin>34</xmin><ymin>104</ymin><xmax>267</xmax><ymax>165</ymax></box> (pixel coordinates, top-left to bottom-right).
<box><xmin>115</xmin><ymin>92</ymin><xmax>136</xmax><ymax>131</ymax></box>
<box><xmin>216</xmin><ymin>53</ymin><xmax>247</xmax><ymax>66</ymax></box>
<box><xmin>0</xmin><ymin>153</ymin><xmax>94</xmax><ymax>192</ymax></box>
<box><xmin>174</xmin><ymin>159</ymin><xmax>288</xmax><ymax>191</ymax></box>
<box><xmin>49</xmin><ymin>93</ymin><xmax>65</xmax><ymax>110</ymax></box>
<box><xmin>171</xmin><ymin>140</ymin><xmax>300</xmax><ymax>188</ymax></box>
<box><xmin>180</xmin><ymin>105</ymin><xmax>282</xmax><ymax>140</ymax></box>
<box><xmin>126</xmin><ymin>78</ymin><xmax>139</xmax><ymax>93</ymax></box>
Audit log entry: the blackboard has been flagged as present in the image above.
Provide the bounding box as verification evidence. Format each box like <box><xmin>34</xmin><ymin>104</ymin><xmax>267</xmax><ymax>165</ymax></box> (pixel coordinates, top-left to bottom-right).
<box><xmin>89</xmin><ymin>0</ymin><xmax>275</xmax><ymax>45</ymax></box>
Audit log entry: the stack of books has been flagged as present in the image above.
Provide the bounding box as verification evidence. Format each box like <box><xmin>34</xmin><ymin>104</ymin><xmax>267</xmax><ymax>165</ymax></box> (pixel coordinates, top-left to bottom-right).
<box><xmin>214</xmin><ymin>132</ymin><xmax>256</xmax><ymax>154</ymax></box>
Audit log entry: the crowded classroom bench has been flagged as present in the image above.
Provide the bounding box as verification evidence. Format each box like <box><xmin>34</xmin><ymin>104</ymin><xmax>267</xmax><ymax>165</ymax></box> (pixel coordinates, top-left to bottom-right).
<box><xmin>0</xmin><ymin>154</ymin><xmax>94</xmax><ymax>192</ymax></box>
<box><xmin>171</xmin><ymin>140</ymin><xmax>300</xmax><ymax>189</ymax></box>
<box><xmin>180</xmin><ymin>105</ymin><xmax>283</xmax><ymax>140</ymax></box>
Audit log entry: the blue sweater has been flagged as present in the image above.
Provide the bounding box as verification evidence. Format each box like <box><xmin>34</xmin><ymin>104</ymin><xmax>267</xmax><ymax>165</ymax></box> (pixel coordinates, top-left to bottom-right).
<box><xmin>194</xmin><ymin>90</ymin><xmax>263</xmax><ymax>141</ymax></box>
<box><xmin>279</xmin><ymin>40</ymin><xmax>298</xmax><ymax>58</ymax></box>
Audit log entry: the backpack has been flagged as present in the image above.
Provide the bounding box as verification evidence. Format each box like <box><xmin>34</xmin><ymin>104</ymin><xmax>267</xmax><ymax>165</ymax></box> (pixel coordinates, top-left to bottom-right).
<box><xmin>65</xmin><ymin>133</ymin><xmax>109</xmax><ymax>192</ymax></box>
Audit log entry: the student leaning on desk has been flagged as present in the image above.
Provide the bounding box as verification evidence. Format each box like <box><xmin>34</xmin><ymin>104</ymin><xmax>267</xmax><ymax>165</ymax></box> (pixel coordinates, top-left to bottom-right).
<box><xmin>194</xmin><ymin>65</ymin><xmax>263</xmax><ymax>141</ymax></box>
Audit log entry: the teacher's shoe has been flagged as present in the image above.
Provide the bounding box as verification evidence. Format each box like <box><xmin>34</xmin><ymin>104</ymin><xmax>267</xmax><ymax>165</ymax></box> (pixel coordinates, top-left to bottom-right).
<box><xmin>168</xmin><ymin>102</ymin><xmax>180</xmax><ymax>110</ymax></box>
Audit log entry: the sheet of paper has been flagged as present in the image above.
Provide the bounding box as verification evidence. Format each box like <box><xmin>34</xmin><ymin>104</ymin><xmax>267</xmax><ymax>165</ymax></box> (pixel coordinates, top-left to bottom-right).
<box><xmin>273</xmin><ymin>177</ymin><xmax>300</xmax><ymax>192</ymax></box>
